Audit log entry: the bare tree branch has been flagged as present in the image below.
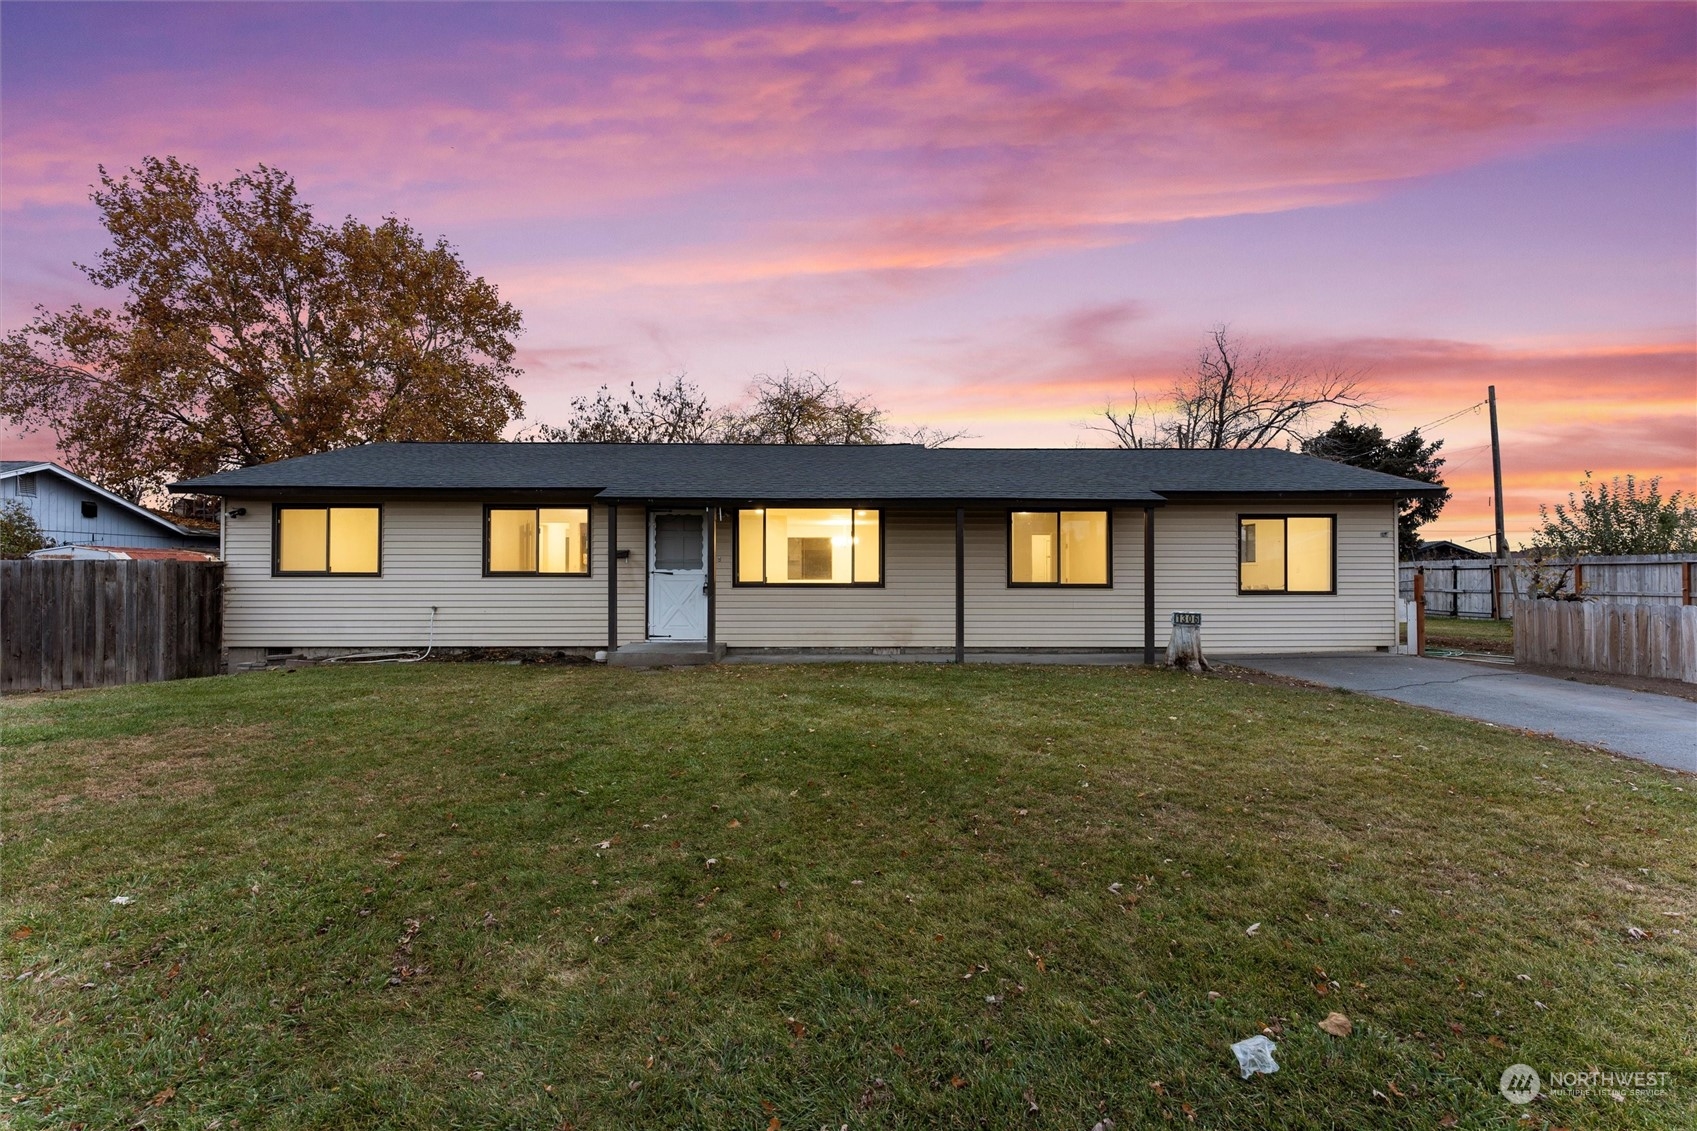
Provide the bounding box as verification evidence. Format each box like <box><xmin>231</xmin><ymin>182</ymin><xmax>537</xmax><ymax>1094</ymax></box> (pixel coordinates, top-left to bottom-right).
<box><xmin>1093</xmin><ymin>325</ymin><xmax>1372</xmax><ymax>450</ymax></box>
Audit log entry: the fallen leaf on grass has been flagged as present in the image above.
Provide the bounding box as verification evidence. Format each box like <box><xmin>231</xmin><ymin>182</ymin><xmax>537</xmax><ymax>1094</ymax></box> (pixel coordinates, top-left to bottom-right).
<box><xmin>786</xmin><ymin>1017</ymin><xmax>805</xmax><ymax>1039</ymax></box>
<box><xmin>1317</xmin><ymin>1012</ymin><xmax>1352</xmax><ymax>1037</ymax></box>
<box><xmin>151</xmin><ymin>1086</ymin><xmax>175</xmax><ymax>1106</ymax></box>
<box><xmin>1245</xmin><ymin>923</ymin><xmax>1260</xmax><ymax>936</ymax></box>
<box><xmin>1372</xmin><ymin>1088</ymin><xmax>1390</xmax><ymax>1104</ymax></box>
<box><xmin>727</xmin><ymin>819</ymin><xmax>741</xmax><ymax>829</ymax></box>
<box><xmin>9</xmin><ymin>927</ymin><xmax>30</xmax><ymax>940</ymax></box>
<box><xmin>1312</xmin><ymin>982</ymin><xmax>1329</xmax><ymax>997</ymax></box>
<box><xmin>950</xmin><ymin>1075</ymin><xmax>966</xmax><ymax>1089</ymax></box>
<box><xmin>1149</xmin><ymin>1081</ymin><xmax>1166</xmax><ymax>1096</ymax></box>
<box><xmin>1386</xmin><ymin>1081</ymin><xmax>1405</xmax><ymax>1098</ymax></box>
<box><xmin>1181</xmin><ymin>1102</ymin><xmax>1196</xmax><ymax>1122</ymax></box>
<box><xmin>1023</xmin><ymin>1088</ymin><xmax>1039</xmax><ymax>1115</ymax></box>
<box><xmin>1487</xmin><ymin>1035</ymin><xmax>1508</xmax><ymax>1049</ymax></box>
<box><xmin>1438</xmin><ymin>1116</ymin><xmax>1458</xmax><ymax>1128</ymax></box>
<box><xmin>467</xmin><ymin>1071</ymin><xmax>484</xmax><ymax>1082</ymax></box>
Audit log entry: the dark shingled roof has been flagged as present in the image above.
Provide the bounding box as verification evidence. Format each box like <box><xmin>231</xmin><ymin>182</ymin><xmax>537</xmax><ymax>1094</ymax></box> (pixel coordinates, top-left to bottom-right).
<box><xmin>171</xmin><ymin>442</ymin><xmax>1443</xmax><ymax>502</ymax></box>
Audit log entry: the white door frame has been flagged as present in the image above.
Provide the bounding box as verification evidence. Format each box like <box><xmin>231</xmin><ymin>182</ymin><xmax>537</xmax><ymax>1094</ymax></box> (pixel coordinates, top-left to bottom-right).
<box><xmin>646</xmin><ymin>509</ymin><xmax>709</xmax><ymax>641</ymax></box>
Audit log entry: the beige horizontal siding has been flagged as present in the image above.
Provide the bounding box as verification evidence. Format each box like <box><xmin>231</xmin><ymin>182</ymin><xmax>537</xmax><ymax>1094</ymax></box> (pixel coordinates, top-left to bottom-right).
<box><xmin>1150</xmin><ymin>502</ymin><xmax>1397</xmax><ymax>653</ymax></box>
<box><xmin>224</xmin><ymin>499</ymin><xmax>1395</xmax><ymax>654</ymax></box>
<box><xmin>223</xmin><ymin>501</ymin><xmax>645</xmax><ymax>648</ymax></box>
<box><xmin>712</xmin><ymin>510</ymin><xmax>956</xmax><ymax>648</ymax></box>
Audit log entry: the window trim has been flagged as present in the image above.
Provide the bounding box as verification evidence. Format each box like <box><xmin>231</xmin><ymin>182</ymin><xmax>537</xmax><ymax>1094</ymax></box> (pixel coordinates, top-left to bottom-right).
<box><xmin>1004</xmin><ymin>508</ymin><xmax>1114</xmax><ymax>588</ymax></box>
<box><xmin>730</xmin><ymin>506</ymin><xmax>886</xmax><ymax>588</ymax></box>
<box><xmin>271</xmin><ymin>504</ymin><xmax>384</xmax><ymax>577</ymax></box>
<box><xmin>1236</xmin><ymin>513</ymin><xmax>1338</xmax><ymax>596</ymax></box>
<box><xmin>482</xmin><ymin>504</ymin><xmax>593</xmax><ymax>578</ymax></box>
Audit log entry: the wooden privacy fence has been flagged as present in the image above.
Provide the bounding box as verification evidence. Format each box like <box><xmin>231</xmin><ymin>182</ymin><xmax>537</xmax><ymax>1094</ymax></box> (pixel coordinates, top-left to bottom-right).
<box><xmin>1512</xmin><ymin>598</ymin><xmax>1697</xmax><ymax>683</ymax></box>
<box><xmin>1401</xmin><ymin>555</ymin><xmax>1696</xmax><ymax>620</ymax></box>
<box><xmin>1</xmin><ymin>560</ymin><xmax>224</xmax><ymax>693</ymax></box>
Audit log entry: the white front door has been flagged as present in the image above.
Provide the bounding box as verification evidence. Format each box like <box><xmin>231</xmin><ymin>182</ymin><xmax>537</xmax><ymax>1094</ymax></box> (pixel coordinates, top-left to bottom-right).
<box><xmin>648</xmin><ymin>510</ymin><xmax>709</xmax><ymax>640</ymax></box>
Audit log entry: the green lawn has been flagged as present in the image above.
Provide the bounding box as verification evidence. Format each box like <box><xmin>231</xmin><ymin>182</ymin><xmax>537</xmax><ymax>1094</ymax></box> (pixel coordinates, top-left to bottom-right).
<box><xmin>1424</xmin><ymin>616</ymin><xmax>1514</xmax><ymax>655</ymax></box>
<box><xmin>3</xmin><ymin>663</ymin><xmax>1692</xmax><ymax>1130</ymax></box>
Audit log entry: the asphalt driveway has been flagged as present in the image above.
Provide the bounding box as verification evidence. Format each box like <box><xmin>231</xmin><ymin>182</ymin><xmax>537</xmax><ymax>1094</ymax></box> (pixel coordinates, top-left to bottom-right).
<box><xmin>1230</xmin><ymin>653</ymin><xmax>1696</xmax><ymax>773</ymax></box>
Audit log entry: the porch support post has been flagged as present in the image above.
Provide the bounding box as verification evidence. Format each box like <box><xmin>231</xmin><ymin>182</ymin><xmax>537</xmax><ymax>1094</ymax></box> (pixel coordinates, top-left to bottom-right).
<box><xmin>706</xmin><ymin>506</ymin><xmax>717</xmax><ymax>649</ymax></box>
<box><xmin>954</xmin><ymin>506</ymin><xmax>966</xmax><ymax>664</ymax></box>
<box><xmin>606</xmin><ymin>502</ymin><xmax>619</xmax><ymax>651</ymax></box>
<box><xmin>1142</xmin><ymin>505</ymin><xmax>1156</xmax><ymax>665</ymax></box>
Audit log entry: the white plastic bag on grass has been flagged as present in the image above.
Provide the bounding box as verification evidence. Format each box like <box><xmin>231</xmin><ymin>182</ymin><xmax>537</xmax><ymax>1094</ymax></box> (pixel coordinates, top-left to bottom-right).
<box><xmin>1231</xmin><ymin>1035</ymin><xmax>1279</xmax><ymax>1078</ymax></box>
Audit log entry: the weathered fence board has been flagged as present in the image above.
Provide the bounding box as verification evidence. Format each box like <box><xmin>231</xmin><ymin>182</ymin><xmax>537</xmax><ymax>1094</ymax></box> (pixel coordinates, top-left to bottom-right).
<box><xmin>0</xmin><ymin>560</ymin><xmax>224</xmax><ymax>693</ymax></box>
<box><xmin>1401</xmin><ymin>555</ymin><xmax>1696</xmax><ymax>620</ymax></box>
<box><xmin>1512</xmin><ymin>598</ymin><xmax>1697</xmax><ymax>683</ymax></box>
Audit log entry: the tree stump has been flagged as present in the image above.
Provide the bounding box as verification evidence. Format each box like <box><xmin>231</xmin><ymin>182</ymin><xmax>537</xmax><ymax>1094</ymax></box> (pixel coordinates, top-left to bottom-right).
<box><xmin>1166</xmin><ymin>611</ymin><xmax>1210</xmax><ymax>672</ymax></box>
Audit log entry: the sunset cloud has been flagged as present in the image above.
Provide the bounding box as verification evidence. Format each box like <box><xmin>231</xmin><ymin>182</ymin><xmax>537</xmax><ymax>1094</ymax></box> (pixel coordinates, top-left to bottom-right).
<box><xmin>2</xmin><ymin>2</ymin><xmax>1690</xmax><ymax>548</ymax></box>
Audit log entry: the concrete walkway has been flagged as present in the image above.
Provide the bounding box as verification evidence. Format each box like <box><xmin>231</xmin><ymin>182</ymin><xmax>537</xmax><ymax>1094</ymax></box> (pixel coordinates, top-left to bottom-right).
<box><xmin>1231</xmin><ymin>653</ymin><xmax>1695</xmax><ymax>773</ymax></box>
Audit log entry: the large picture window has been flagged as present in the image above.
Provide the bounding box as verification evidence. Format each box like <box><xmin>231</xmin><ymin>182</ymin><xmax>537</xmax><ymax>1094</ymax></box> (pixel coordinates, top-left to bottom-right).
<box><xmin>274</xmin><ymin>506</ymin><xmax>381</xmax><ymax>575</ymax></box>
<box><xmin>1239</xmin><ymin>515</ymin><xmax>1334</xmax><ymax>593</ymax></box>
<box><xmin>1008</xmin><ymin>510</ymin><xmax>1109</xmax><ymax>586</ymax></box>
<box><xmin>486</xmin><ymin>507</ymin><xmax>591</xmax><ymax>575</ymax></box>
<box><xmin>735</xmin><ymin>508</ymin><xmax>881</xmax><ymax>585</ymax></box>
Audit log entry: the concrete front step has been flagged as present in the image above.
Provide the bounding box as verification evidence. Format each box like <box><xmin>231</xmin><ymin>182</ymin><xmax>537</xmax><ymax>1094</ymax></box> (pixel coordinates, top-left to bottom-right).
<box><xmin>607</xmin><ymin>641</ymin><xmax>727</xmax><ymax>668</ymax></box>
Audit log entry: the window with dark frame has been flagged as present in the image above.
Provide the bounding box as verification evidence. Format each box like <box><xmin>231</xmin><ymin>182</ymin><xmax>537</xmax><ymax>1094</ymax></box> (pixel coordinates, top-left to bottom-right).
<box><xmin>485</xmin><ymin>507</ymin><xmax>591</xmax><ymax>575</ymax></box>
<box><xmin>1007</xmin><ymin>510</ymin><xmax>1109</xmax><ymax>586</ymax></box>
<box><xmin>274</xmin><ymin>506</ymin><xmax>381</xmax><ymax>575</ymax></box>
<box><xmin>81</xmin><ymin>500</ymin><xmax>98</xmax><ymax>519</ymax></box>
<box><xmin>1238</xmin><ymin>515</ymin><xmax>1335</xmax><ymax>593</ymax></box>
<box><xmin>734</xmin><ymin>507</ymin><xmax>882</xmax><ymax>585</ymax></box>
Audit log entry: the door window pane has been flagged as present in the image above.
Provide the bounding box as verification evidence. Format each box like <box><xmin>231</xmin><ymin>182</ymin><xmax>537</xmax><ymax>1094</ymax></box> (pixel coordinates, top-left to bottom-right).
<box><xmin>278</xmin><ymin>508</ymin><xmax>328</xmax><ymax>572</ymax></box>
<box><xmin>1060</xmin><ymin>511</ymin><xmax>1108</xmax><ymax>585</ymax></box>
<box><xmin>1010</xmin><ymin>511</ymin><xmax>1059</xmax><ymax>583</ymax></box>
<box><xmin>654</xmin><ymin>513</ymin><xmax>703</xmax><ymax>570</ymax></box>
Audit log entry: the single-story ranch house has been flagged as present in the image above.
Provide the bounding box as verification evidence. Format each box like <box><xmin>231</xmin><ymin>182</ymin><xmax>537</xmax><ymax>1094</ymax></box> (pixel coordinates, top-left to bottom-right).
<box><xmin>172</xmin><ymin>442</ymin><xmax>1442</xmax><ymax>668</ymax></box>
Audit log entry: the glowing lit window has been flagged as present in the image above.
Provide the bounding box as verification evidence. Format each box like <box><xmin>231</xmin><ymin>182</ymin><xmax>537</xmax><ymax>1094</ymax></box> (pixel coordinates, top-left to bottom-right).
<box><xmin>486</xmin><ymin>507</ymin><xmax>590</xmax><ymax>575</ymax></box>
<box><xmin>735</xmin><ymin>507</ymin><xmax>881</xmax><ymax>585</ymax></box>
<box><xmin>1009</xmin><ymin>510</ymin><xmax>1109</xmax><ymax>586</ymax></box>
<box><xmin>274</xmin><ymin>506</ymin><xmax>380</xmax><ymax>575</ymax></box>
<box><xmin>1239</xmin><ymin>516</ymin><xmax>1334</xmax><ymax>593</ymax></box>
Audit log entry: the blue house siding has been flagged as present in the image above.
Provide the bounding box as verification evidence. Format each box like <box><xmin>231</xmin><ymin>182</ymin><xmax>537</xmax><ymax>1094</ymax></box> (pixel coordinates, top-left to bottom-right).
<box><xmin>1</xmin><ymin>463</ymin><xmax>217</xmax><ymax>551</ymax></box>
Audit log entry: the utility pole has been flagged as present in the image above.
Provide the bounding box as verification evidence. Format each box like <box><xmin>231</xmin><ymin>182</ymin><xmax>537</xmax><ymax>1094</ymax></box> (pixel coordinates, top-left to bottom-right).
<box><xmin>1488</xmin><ymin>385</ymin><xmax>1507</xmax><ymax>559</ymax></box>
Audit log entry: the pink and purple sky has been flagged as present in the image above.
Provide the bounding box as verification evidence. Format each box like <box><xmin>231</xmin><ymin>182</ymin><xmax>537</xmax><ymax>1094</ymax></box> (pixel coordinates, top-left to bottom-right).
<box><xmin>3</xmin><ymin>2</ymin><xmax>1693</xmax><ymax>545</ymax></box>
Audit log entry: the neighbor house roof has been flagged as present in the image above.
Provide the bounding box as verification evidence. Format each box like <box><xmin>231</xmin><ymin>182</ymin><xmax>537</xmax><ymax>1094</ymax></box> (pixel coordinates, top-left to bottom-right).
<box><xmin>170</xmin><ymin>443</ymin><xmax>1443</xmax><ymax>502</ymax></box>
<box><xmin>3</xmin><ymin>461</ymin><xmax>218</xmax><ymax>541</ymax></box>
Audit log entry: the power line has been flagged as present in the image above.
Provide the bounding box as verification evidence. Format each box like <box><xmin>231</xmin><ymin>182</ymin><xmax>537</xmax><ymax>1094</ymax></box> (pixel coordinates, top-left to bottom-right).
<box><xmin>1415</xmin><ymin>400</ymin><xmax>1487</xmax><ymax>433</ymax></box>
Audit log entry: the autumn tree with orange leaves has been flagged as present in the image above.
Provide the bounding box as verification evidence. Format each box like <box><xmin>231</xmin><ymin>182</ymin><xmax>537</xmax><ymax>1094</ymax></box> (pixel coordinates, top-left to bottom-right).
<box><xmin>0</xmin><ymin>157</ymin><xmax>524</xmax><ymax>499</ymax></box>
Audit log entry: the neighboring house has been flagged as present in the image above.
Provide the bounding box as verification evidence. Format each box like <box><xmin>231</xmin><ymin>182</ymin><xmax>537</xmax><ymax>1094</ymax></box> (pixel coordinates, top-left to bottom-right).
<box><xmin>1</xmin><ymin>461</ymin><xmax>220</xmax><ymax>552</ymax></box>
<box><xmin>172</xmin><ymin>443</ymin><xmax>1443</xmax><ymax>668</ymax></box>
<box><xmin>1409</xmin><ymin>539</ymin><xmax>1489</xmax><ymax>562</ymax></box>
